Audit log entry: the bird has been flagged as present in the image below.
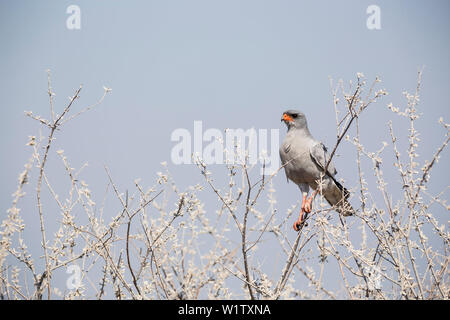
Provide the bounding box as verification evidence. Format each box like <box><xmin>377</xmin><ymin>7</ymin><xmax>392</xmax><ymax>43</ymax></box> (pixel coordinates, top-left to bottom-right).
<box><xmin>279</xmin><ymin>110</ymin><xmax>355</xmax><ymax>231</ymax></box>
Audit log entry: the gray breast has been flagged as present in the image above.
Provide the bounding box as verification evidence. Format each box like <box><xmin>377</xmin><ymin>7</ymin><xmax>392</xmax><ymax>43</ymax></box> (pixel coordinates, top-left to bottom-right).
<box><xmin>281</xmin><ymin>142</ymin><xmax>311</xmax><ymax>184</ymax></box>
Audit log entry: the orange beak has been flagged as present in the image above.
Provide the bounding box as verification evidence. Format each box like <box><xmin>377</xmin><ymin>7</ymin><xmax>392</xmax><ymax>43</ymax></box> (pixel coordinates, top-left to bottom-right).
<box><xmin>282</xmin><ymin>113</ymin><xmax>293</xmax><ymax>122</ymax></box>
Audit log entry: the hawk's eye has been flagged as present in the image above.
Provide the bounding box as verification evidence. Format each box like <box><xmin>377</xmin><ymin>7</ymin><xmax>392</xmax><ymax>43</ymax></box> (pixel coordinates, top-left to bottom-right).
<box><xmin>292</xmin><ymin>114</ymin><xmax>298</xmax><ymax>119</ymax></box>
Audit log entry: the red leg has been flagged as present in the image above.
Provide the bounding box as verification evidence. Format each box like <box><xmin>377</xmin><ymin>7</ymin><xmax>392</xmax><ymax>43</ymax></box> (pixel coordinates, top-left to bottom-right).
<box><xmin>300</xmin><ymin>192</ymin><xmax>307</xmax><ymax>212</ymax></box>
<box><xmin>293</xmin><ymin>193</ymin><xmax>308</xmax><ymax>231</ymax></box>
<box><xmin>303</xmin><ymin>189</ymin><xmax>318</xmax><ymax>213</ymax></box>
<box><xmin>293</xmin><ymin>210</ymin><xmax>306</xmax><ymax>231</ymax></box>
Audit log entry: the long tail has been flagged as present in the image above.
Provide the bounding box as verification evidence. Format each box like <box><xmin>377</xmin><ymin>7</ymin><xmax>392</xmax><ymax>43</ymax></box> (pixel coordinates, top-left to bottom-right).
<box><xmin>324</xmin><ymin>177</ymin><xmax>355</xmax><ymax>216</ymax></box>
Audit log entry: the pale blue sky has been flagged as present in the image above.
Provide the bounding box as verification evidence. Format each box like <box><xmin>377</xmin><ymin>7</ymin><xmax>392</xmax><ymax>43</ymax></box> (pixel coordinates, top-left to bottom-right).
<box><xmin>1</xmin><ymin>1</ymin><xmax>449</xmax><ymax>298</ymax></box>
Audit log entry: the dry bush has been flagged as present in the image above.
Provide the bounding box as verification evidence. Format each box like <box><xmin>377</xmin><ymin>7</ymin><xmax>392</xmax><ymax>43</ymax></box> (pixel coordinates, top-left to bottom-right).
<box><xmin>0</xmin><ymin>70</ymin><xmax>448</xmax><ymax>300</ymax></box>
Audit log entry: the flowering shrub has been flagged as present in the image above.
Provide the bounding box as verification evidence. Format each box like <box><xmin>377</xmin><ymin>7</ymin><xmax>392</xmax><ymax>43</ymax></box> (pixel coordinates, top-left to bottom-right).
<box><xmin>0</xmin><ymin>70</ymin><xmax>448</xmax><ymax>299</ymax></box>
